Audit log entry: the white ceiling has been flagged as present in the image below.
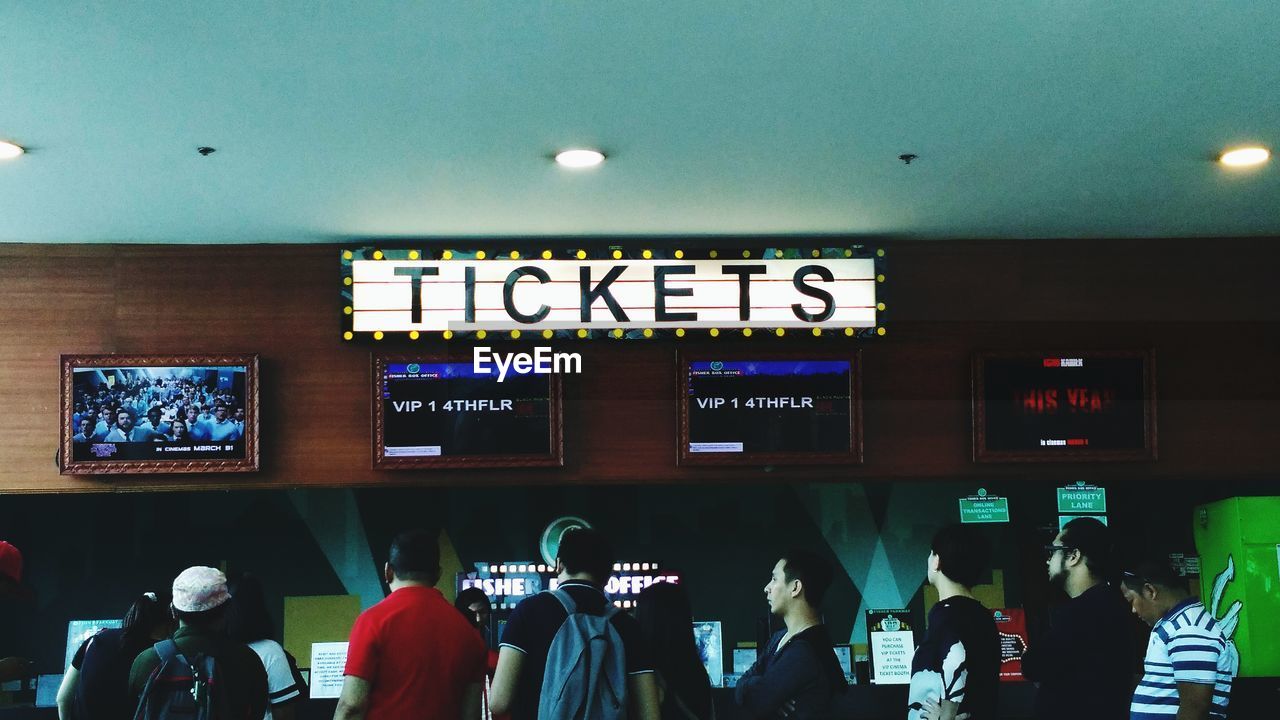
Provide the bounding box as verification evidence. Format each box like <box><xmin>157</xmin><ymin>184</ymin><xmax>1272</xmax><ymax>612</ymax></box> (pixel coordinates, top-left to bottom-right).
<box><xmin>1</xmin><ymin>2</ymin><xmax>1277</xmax><ymax>244</ymax></box>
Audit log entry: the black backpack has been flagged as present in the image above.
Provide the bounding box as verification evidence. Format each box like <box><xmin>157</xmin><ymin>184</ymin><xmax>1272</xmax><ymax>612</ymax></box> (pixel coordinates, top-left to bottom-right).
<box><xmin>133</xmin><ymin>639</ymin><xmax>226</xmax><ymax>720</ymax></box>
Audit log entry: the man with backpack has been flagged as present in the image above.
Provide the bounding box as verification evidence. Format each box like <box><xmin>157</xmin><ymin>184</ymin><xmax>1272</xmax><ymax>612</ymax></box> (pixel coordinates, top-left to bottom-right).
<box><xmin>489</xmin><ymin>527</ymin><xmax>660</xmax><ymax>720</ymax></box>
<box><xmin>129</xmin><ymin>565</ymin><xmax>268</xmax><ymax>720</ymax></box>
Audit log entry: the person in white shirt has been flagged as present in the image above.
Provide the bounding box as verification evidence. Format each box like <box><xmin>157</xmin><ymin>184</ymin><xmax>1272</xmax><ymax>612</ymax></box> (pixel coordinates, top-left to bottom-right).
<box><xmin>224</xmin><ymin>574</ymin><xmax>304</xmax><ymax>720</ymax></box>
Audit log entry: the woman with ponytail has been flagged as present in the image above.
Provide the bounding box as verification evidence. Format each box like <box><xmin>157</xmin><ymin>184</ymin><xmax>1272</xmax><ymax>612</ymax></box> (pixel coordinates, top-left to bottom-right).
<box><xmin>56</xmin><ymin>591</ymin><xmax>174</xmax><ymax>720</ymax></box>
<box><xmin>636</xmin><ymin>582</ymin><xmax>715</xmax><ymax>720</ymax></box>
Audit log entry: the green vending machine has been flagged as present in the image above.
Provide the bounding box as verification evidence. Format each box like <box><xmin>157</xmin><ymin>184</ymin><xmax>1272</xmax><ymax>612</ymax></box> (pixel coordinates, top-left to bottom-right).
<box><xmin>1192</xmin><ymin>496</ymin><xmax>1280</xmax><ymax>678</ymax></box>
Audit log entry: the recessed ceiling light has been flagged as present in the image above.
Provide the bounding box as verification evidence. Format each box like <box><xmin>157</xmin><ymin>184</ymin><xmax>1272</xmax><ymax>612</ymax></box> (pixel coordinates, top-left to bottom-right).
<box><xmin>1219</xmin><ymin>146</ymin><xmax>1270</xmax><ymax>167</ymax></box>
<box><xmin>555</xmin><ymin>149</ymin><xmax>605</xmax><ymax>168</ymax></box>
<box><xmin>0</xmin><ymin>141</ymin><xmax>24</xmax><ymax>160</ymax></box>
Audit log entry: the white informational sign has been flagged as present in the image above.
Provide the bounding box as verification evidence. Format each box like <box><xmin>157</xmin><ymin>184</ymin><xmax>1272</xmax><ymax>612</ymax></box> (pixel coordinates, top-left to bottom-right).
<box><xmin>689</xmin><ymin>442</ymin><xmax>744</xmax><ymax>453</ymax></box>
<box><xmin>870</xmin><ymin>630</ymin><xmax>915</xmax><ymax>684</ymax></box>
<box><xmin>350</xmin><ymin>258</ymin><xmax>877</xmax><ymax>332</ymax></box>
<box><xmin>308</xmin><ymin>642</ymin><xmax>350</xmax><ymax>699</ymax></box>
<box><xmin>384</xmin><ymin>445</ymin><xmax>442</xmax><ymax>457</ymax></box>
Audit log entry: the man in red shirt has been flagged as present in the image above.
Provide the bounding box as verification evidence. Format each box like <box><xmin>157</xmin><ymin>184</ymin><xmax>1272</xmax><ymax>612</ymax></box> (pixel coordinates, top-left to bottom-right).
<box><xmin>334</xmin><ymin>529</ymin><xmax>486</xmax><ymax>720</ymax></box>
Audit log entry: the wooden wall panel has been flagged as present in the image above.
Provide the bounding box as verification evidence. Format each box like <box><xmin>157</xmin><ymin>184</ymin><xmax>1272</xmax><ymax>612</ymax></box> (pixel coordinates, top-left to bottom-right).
<box><xmin>1</xmin><ymin>239</ymin><xmax>1278</xmax><ymax>494</ymax></box>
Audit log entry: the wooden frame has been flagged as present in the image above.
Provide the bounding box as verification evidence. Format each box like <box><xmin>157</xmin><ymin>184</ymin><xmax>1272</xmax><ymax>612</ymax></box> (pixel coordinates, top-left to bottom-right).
<box><xmin>972</xmin><ymin>349</ymin><xmax>1157</xmax><ymax>462</ymax></box>
<box><xmin>677</xmin><ymin>350</ymin><xmax>863</xmax><ymax>466</ymax></box>
<box><xmin>372</xmin><ymin>354</ymin><xmax>564</xmax><ymax>469</ymax></box>
<box><xmin>60</xmin><ymin>354</ymin><xmax>260</xmax><ymax>474</ymax></box>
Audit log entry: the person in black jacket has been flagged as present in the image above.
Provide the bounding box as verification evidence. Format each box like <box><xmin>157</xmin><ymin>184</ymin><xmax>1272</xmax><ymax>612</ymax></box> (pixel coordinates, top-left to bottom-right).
<box><xmin>1021</xmin><ymin>517</ymin><xmax>1136</xmax><ymax>720</ymax></box>
<box><xmin>636</xmin><ymin>581</ymin><xmax>714</xmax><ymax>720</ymax></box>
<box><xmin>735</xmin><ymin>549</ymin><xmax>847</xmax><ymax>720</ymax></box>
<box><xmin>55</xmin><ymin>591</ymin><xmax>174</xmax><ymax>720</ymax></box>
<box><xmin>908</xmin><ymin>525</ymin><xmax>1000</xmax><ymax>720</ymax></box>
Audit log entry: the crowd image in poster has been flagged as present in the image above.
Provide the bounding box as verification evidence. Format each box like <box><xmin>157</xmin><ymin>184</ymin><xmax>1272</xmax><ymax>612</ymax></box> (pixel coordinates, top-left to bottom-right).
<box><xmin>69</xmin><ymin>366</ymin><xmax>248</xmax><ymax>462</ymax></box>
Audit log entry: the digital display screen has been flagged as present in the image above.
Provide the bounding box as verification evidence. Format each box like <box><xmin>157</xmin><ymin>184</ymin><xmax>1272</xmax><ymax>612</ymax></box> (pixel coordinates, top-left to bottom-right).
<box><xmin>977</xmin><ymin>354</ymin><xmax>1151</xmax><ymax>458</ymax></box>
<box><xmin>833</xmin><ymin>644</ymin><xmax>854</xmax><ymax>679</ymax></box>
<box><xmin>380</xmin><ymin>362</ymin><xmax>553</xmax><ymax>459</ymax></box>
<box><xmin>65</xmin><ymin>619</ymin><xmax>121</xmax><ymax>669</ymax></box>
<box><xmin>693</xmin><ymin>621</ymin><xmax>724</xmax><ymax>688</ymax></box>
<box><xmin>69</xmin><ymin>366</ymin><xmax>248</xmax><ymax>462</ymax></box>
<box><xmin>684</xmin><ymin>360</ymin><xmax>853</xmax><ymax>456</ymax></box>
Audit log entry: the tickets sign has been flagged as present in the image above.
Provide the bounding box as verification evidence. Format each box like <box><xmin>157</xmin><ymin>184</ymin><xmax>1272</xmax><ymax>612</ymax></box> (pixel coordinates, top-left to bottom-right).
<box><xmin>343</xmin><ymin>248</ymin><xmax>881</xmax><ymax>337</ymax></box>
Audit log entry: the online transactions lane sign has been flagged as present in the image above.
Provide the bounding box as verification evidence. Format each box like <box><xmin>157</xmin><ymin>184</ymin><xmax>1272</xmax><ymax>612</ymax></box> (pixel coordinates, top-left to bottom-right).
<box><xmin>348</xmin><ymin>255</ymin><xmax>878</xmax><ymax>333</ymax></box>
<box><xmin>960</xmin><ymin>491</ymin><xmax>1010</xmax><ymax>524</ymax></box>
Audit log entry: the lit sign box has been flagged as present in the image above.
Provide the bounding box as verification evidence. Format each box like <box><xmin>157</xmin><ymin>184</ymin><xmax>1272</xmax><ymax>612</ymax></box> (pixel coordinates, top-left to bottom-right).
<box><xmin>678</xmin><ymin>352</ymin><xmax>862</xmax><ymax>466</ymax></box>
<box><xmin>373</xmin><ymin>355</ymin><xmax>562</xmax><ymax>469</ymax></box>
<box><xmin>458</xmin><ymin>562</ymin><xmax>678</xmax><ymax>609</ymax></box>
<box><xmin>341</xmin><ymin>247</ymin><xmax>882</xmax><ymax>338</ymax></box>
<box><xmin>972</xmin><ymin>350</ymin><xmax>1156</xmax><ymax>462</ymax></box>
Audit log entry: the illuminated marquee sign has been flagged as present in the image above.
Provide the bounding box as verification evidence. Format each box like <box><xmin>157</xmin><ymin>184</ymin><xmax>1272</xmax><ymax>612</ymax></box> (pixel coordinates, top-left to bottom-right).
<box><xmin>457</xmin><ymin>562</ymin><xmax>679</xmax><ymax>609</ymax></box>
<box><xmin>341</xmin><ymin>247</ymin><xmax>884</xmax><ymax>339</ymax></box>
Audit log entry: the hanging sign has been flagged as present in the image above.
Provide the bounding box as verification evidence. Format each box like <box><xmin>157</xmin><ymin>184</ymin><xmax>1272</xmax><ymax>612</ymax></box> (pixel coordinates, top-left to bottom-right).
<box><xmin>342</xmin><ymin>247</ymin><xmax>882</xmax><ymax>338</ymax></box>
<box><xmin>1057</xmin><ymin>482</ymin><xmax>1107</xmax><ymax>513</ymax></box>
<box><xmin>959</xmin><ymin>488</ymin><xmax>1010</xmax><ymax>524</ymax></box>
<box><xmin>1058</xmin><ymin>514</ymin><xmax>1108</xmax><ymax>530</ymax></box>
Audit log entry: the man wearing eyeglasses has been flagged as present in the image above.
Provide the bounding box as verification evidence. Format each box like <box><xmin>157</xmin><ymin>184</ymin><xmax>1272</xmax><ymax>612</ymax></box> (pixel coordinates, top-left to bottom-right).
<box><xmin>1121</xmin><ymin>559</ymin><xmax>1233</xmax><ymax>720</ymax></box>
<box><xmin>1021</xmin><ymin>517</ymin><xmax>1135</xmax><ymax>720</ymax></box>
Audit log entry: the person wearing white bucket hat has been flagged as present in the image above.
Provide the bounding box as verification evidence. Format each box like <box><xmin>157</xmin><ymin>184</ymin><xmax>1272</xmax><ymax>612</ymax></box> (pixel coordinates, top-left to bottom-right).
<box><xmin>129</xmin><ymin>566</ymin><xmax>268</xmax><ymax>719</ymax></box>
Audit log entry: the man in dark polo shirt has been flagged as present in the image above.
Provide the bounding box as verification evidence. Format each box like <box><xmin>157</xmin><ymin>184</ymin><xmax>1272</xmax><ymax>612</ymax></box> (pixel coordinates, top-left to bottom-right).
<box><xmin>489</xmin><ymin>527</ymin><xmax>660</xmax><ymax>720</ymax></box>
<box><xmin>1022</xmin><ymin>517</ymin><xmax>1136</xmax><ymax>720</ymax></box>
<box><xmin>735</xmin><ymin>549</ymin><xmax>847</xmax><ymax>720</ymax></box>
<box><xmin>129</xmin><ymin>566</ymin><xmax>268</xmax><ymax>719</ymax></box>
<box><xmin>334</xmin><ymin>529</ymin><xmax>486</xmax><ymax>720</ymax></box>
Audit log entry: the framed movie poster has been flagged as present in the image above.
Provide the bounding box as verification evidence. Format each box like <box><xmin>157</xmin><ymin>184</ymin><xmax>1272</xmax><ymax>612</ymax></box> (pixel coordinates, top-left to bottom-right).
<box><xmin>372</xmin><ymin>354</ymin><xmax>563</xmax><ymax>469</ymax></box>
<box><xmin>60</xmin><ymin>354</ymin><xmax>260</xmax><ymax>474</ymax></box>
<box><xmin>677</xmin><ymin>351</ymin><xmax>863</xmax><ymax>466</ymax></box>
<box><xmin>972</xmin><ymin>350</ymin><xmax>1156</xmax><ymax>462</ymax></box>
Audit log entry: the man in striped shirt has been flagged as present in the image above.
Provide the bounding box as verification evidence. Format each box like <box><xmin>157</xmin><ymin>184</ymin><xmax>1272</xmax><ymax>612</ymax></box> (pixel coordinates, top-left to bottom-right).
<box><xmin>1121</xmin><ymin>559</ymin><xmax>1233</xmax><ymax>720</ymax></box>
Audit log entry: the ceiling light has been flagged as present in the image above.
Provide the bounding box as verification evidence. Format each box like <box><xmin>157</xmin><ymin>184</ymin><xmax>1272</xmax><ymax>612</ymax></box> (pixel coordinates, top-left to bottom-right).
<box><xmin>1219</xmin><ymin>146</ymin><xmax>1270</xmax><ymax>167</ymax></box>
<box><xmin>0</xmin><ymin>141</ymin><xmax>24</xmax><ymax>160</ymax></box>
<box><xmin>555</xmin><ymin>149</ymin><xmax>605</xmax><ymax>168</ymax></box>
